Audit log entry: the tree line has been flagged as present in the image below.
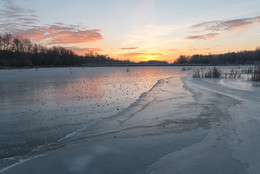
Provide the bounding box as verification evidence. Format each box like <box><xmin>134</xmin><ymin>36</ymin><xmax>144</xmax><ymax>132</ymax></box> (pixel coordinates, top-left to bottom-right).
<box><xmin>174</xmin><ymin>48</ymin><xmax>260</xmax><ymax>65</ymax></box>
<box><xmin>0</xmin><ymin>34</ymin><xmax>134</xmax><ymax>68</ymax></box>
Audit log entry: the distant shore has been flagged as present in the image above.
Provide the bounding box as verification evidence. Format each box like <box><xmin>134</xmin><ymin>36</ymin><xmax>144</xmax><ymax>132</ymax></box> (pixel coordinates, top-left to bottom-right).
<box><xmin>0</xmin><ymin>63</ymin><xmax>257</xmax><ymax>70</ymax></box>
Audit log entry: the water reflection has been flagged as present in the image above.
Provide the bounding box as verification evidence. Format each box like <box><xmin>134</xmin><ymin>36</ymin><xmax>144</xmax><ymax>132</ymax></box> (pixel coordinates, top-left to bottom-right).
<box><xmin>37</xmin><ymin>77</ymin><xmax>105</xmax><ymax>103</ymax></box>
<box><xmin>0</xmin><ymin>67</ymin><xmax>181</xmax><ymax>162</ymax></box>
<box><xmin>0</xmin><ymin>67</ymin><xmax>180</xmax><ymax>111</ymax></box>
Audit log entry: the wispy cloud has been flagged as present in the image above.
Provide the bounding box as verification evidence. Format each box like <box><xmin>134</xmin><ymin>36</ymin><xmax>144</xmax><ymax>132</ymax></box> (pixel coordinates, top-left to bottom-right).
<box><xmin>191</xmin><ymin>16</ymin><xmax>260</xmax><ymax>32</ymax></box>
<box><xmin>185</xmin><ymin>33</ymin><xmax>220</xmax><ymax>40</ymax></box>
<box><xmin>186</xmin><ymin>16</ymin><xmax>260</xmax><ymax>40</ymax></box>
<box><xmin>121</xmin><ymin>52</ymin><xmax>162</xmax><ymax>57</ymax></box>
<box><xmin>168</xmin><ymin>47</ymin><xmax>211</xmax><ymax>52</ymax></box>
<box><xmin>0</xmin><ymin>0</ymin><xmax>103</xmax><ymax>47</ymax></box>
<box><xmin>66</xmin><ymin>47</ymin><xmax>103</xmax><ymax>55</ymax></box>
<box><xmin>0</xmin><ymin>0</ymin><xmax>39</xmax><ymax>32</ymax></box>
<box><xmin>120</xmin><ymin>47</ymin><xmax>139</xmax><ymax>50</ymax></box>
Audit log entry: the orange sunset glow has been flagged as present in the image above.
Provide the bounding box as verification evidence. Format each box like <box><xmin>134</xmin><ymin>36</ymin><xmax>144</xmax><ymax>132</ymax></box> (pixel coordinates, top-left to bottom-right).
<box><xmin>0</xmin><ymin>0</ymin><xmax>260</xmax><ymax>62</ymax></box>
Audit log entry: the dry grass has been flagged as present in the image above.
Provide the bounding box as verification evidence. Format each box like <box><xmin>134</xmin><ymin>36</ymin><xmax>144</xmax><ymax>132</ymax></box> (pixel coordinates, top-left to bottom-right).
<box><xmin>228</xmin><ymin>69</ymin><xmax>241</xmax><ymax>78</ymax></box>
<box><xmin>192</xmin><ymin>69</ymin><xmax>201</xmax><ymax>78</ymax></box>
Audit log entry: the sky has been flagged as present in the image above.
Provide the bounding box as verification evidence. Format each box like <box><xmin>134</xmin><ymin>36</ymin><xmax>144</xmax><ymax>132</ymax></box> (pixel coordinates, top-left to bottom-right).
<box><xmin>0</xmin><ymin>0</ymin><xmax>260</xmax><ymax>62</ymax></box>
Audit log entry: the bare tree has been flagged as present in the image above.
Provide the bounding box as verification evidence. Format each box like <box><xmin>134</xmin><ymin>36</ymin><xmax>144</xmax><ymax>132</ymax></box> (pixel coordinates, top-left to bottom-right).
<box><xmin>32</xmin><ymin>43</ymin><xmax>39</xmax><ymax>54</ymax></box>
<box><xmin>0</xmin><ymin>35</ymin><xmax>2</xmax><ymax>50</ymax></box>
<box><xmin>23</xmin><ymin>38</ymin><xmax>32</xmax><ymax>53</ymax></box>
<box><xmin>2</xmin><ymin>34</ymin><xmax>12</xmax><ymax>51</ymax></box>
<box><xmin>12</xmin><ymin>36</ymin><xmax>21</xmax><ymax>52</ymax></box>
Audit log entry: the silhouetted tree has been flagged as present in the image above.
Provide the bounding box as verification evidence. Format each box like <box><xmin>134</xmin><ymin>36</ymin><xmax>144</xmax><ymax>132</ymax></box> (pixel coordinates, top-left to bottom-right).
<box><xmin>2</xmin><ymin>34</ymin><xmax>12</xmax><ymax>51</ymax></box>
<box><xmin>176</xmin><ymin>55</ymin><xmax>189</xmax><ymax>64</ymax></box>
<box><xmin>174</xmin><ymin>49</ymin><xmax>260</xmax><ymax>65</ymax></box>
<box><xmin>12</xmin><ymin>36</ymin><xmax>21</xmax><ymax>52</ymax></box>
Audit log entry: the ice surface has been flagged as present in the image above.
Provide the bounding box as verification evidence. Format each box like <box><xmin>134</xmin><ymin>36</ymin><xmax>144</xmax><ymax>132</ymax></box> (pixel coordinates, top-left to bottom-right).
<box><xmin>1</xmin><ymin>66</ymin><xmax>260</xmax><ymax>174</ymax></box>
<box><xmin>0</xmin><ymin>67</ymin><xmax>182</xmax><ymax>170</ymax></box>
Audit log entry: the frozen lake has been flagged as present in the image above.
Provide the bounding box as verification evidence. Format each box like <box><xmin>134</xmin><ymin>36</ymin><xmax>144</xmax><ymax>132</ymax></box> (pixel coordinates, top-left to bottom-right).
<box><xmin>1</xmin><ymin>66</ymin><xmax>260</xmax><ymax>174</ymax></box>
<box><xmin>0</xmin><ymin>67</ymin><xmax>182</xmax><ymax>170</ymax></box>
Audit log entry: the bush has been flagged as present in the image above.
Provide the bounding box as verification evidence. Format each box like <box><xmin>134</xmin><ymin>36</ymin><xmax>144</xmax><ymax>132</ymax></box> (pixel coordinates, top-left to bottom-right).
<box><xmin>251</xmin><ymin>65</ymin><xmax>260</xmax><ymax>81</ymax></box>
<box><xmin>204</xmin><ymin>67</ymin><xmax>221</xmax><ymax>78</ymax></box>
<box><xmin>193</xmin><ymin>67</ymin><xmax>221</xmax><ymax>78</ymax></box>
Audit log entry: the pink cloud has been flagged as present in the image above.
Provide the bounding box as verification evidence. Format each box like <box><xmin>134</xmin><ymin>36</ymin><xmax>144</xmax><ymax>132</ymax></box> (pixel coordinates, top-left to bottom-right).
<box><xmin>15</xmin><ymin>29</ymin><xmax>45</xmax><ymax>41</ymax></box>
<box><xmin>48</xmin><ymin>29</ymin><xmax>102</xmax><ymax>44</ymax></box>
<box><xmin>186</xmin><ymin>16</ymin><xmax>260</xmax><ymax>40</ymax></box>
<box><xmin>0</xmin><ymin>1</ymin><xmax>103</xmax><ymax>46</ymax></box>
<box><xmin>13</xmin><ymin>24</ymin><xmax>103</xmax><ymax>45</ymax></box>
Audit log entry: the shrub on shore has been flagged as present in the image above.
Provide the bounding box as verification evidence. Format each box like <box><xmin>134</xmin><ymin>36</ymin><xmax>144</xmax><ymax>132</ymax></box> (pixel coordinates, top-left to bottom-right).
<box><xmin>192</xmin><ymin>67</ymin><xmax>241</xmax><ymax>79</ymax></box>
<box><xmin>193</xmin><ymin>67</ymin><xmax>222</xmax><ymax>78</ymax></box>
<box><xmin>251</xmin><ymin>65</ymin><xmax>260</xmax><ymax>81</ymax></box>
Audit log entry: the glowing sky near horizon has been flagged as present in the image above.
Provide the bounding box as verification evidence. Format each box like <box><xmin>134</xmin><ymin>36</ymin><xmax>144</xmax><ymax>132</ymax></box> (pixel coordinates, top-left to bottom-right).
<box><xmin>0</xmin><ymin>0</ymin><xmax>260</xmax><ymax>62</ymax></box>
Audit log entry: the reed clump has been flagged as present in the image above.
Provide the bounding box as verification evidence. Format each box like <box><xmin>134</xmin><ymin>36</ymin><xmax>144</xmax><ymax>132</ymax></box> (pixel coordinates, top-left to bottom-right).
<box><xmin>251</xmin><ymin>65</ymin><xmax>260</xmax><ymax>81</ymax></box>
<box><xmin>193</xmin><ymin>67</ymin><xmax>221</xmax><ymax>78</ymax></box>
<box><xmin>242</xmin><ymin>66</ymin><xmax>253</xmax><ymax>74</ymax></box>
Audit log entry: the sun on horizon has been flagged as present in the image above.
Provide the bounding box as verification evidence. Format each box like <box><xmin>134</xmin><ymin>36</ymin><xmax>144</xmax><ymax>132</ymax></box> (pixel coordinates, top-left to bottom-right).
<box><xmin>0</xmin><ymin>0</ymin><xmax>260</xmax><ymax>63</ymax></box>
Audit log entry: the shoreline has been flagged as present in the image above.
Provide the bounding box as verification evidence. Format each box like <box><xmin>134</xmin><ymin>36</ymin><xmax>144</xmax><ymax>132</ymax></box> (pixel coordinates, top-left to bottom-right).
<box><xmin>0</xmin><ymin>64</ymin><xmax>256</xmax><ymax>70</ymax></box>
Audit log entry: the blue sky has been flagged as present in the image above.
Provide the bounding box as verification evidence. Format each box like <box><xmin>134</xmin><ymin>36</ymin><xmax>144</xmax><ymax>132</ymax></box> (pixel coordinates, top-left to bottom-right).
<box><xmin>1</xmin><ymin>0</ymin><xmax>260</xmax><ymax>62</ymax></box>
